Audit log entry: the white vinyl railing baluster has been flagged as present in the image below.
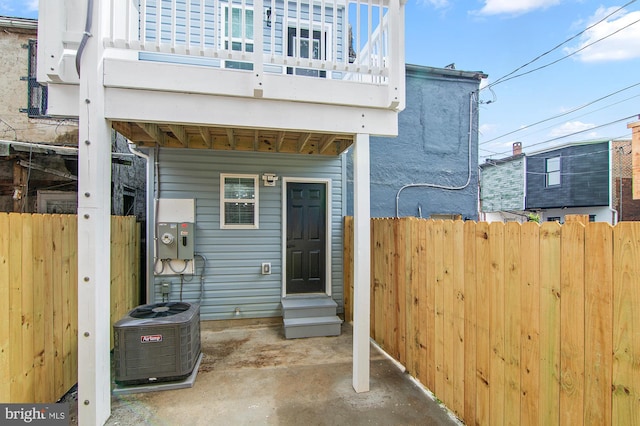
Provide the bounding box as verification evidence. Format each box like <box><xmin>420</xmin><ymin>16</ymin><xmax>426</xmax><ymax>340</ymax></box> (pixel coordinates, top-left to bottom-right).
<box><xmin>140</xmin><ymin>0</ymin><xmax>147</xmax><ymax>46</ymax></box>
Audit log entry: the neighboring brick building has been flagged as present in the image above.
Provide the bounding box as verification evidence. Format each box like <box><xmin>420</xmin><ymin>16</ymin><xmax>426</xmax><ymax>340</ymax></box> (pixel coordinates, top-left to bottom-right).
<box><xmin>612</xmin><ymin>139</ymin><xmax>640</xmax><ymax>221</ymax></box>
<box><xmin>0</xmin><ymin>15</ymin><xmax>146</xmax><ymax>218</ymax></box>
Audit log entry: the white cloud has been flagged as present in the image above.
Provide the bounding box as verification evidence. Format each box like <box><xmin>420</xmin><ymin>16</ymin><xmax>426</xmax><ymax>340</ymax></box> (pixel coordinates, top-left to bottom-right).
<box><xmin>0</xmin><ymin>1</ymin><xmax>15</xmax><ymax>14</ymax></box>
<box><xmin>474</xmin><ymin>0</ymin><xmax>561</xmax><ymax>16</ymax></box>
<box><xmin>421</xmin><ymin>0</ymin><xmax>450</xmax><ymax>8</ymax></box>
<box><xmin>27</xmin><ymin>0</ymin><xmax>38</xmax><ymax>12</ymax></box>
<box><xmin>564</xmin><ymin>7</ymin><xmax>640</xmax><ymax>62</ymax></box>
<box><xmin>479</xmin><ymin>123</ymin><xmax>497</xmax><ymax>136</ymax></box>
<box><xmin>548</xmin><ymin>121</ymin><xmax>596</xmax><ymax>137</ymax></box>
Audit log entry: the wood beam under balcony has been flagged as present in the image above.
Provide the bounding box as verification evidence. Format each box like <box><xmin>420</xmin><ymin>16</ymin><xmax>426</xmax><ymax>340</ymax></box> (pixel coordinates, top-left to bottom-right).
<box><xmin>199</xmin><ymin>127</ymin><xmax>213</xmax><ymax>148</ymax></box>
<box><xmin>111</xmin><ymin>120</ymin><xmax>354</xmax><ymax>156</ymax></box>
<box><xmin>297</xmin><ymin>133</ymin><xmax>312</xmax><ymax>153</ymax></box>
<box><xmin>227</xmin><ymin>129</ymin><xmax>236</xmax><ymax>149</ymax></box>
<box><xmin>168</xmin><ymin>125</ymin><xmax>189</xmax><ymax>147</ymax></box>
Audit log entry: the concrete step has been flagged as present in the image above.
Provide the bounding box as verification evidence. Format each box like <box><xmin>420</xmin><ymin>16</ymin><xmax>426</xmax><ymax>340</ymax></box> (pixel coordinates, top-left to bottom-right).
<box><xmin>281</xmin><ymin>296</ymin><xmax>338</xmax><ymax>319</ymax></box>
<box><xmin>283</xmin><ymin>316</ymin><xmax>343</xmax><ymax>339</ymax></box>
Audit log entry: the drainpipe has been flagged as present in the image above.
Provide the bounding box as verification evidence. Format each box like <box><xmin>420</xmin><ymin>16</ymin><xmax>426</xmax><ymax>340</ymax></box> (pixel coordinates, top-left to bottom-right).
<box><xmin>395</xmin><ymin>90</ymin><xmax>476</xmax><ymax>217</ymax></box>
<box><xmin>128</xmin><ymin>142</ymin><xmax>154</xmax><ymax>302</ymax></box>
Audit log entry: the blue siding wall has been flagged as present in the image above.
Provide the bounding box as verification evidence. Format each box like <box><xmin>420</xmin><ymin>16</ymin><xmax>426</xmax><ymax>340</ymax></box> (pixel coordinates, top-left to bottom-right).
<box><xmin>153</xmin><ymin>149</ymin><xmax>345</xmax><ymax>320</ymax></box>
<box><xmin>525</xmin><ymin>141</ymin><xmax>610</xmax><ymax>209</ymax></box>
<box><xmin>144</xmin><ymin>0</ymin><xmax>344</xmax><ymax>61</ymax></box>
<box><xmin>347</xmin><ymin>66</ymin><xmax>483</xmax><ymax>219</ymax></box>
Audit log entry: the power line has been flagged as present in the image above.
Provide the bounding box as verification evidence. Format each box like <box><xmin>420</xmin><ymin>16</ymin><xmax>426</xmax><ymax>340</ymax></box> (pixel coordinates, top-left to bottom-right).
<box><xmin>483</xmin><ymin>0</ymin><xmax>638</xmax><ymax>90</ymax></box>
<box><xmin>489</xmin><ymin>15</ymin><xmax>640</xmax><ymax>88</ymax></box>
<box><xmin>480</xmin><ymin>82</ymin><xmax>640</xmax><ymax>145</ymax></box>
<box><xmin>481</xmin><ymin>115</ymin><xmax>638</xmax><ymax>158</ymax></box>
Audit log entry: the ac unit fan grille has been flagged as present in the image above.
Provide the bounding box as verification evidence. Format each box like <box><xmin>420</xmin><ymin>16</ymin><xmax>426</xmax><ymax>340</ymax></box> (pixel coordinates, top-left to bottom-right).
<box><xmin>114</xmin><ymin>302</ymin><xmax>201</xmax><ymax>385</ymax></box>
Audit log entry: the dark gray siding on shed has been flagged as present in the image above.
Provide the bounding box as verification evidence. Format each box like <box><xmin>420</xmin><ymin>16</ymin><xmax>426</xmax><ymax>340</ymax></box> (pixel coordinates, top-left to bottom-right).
<box><xmin>347</xmin><ymin>66</ymin><xmax>483</xmax><ymax>219</ymax></box>
<box><xmin>153</xmin><ymin>149</ymin><xmax>345</xmax><ymax>320</ymax></box>
<box><xmin>525</xmin><ymin>142</ymin><xmax>610</xmax><ymax>209</ymax></box>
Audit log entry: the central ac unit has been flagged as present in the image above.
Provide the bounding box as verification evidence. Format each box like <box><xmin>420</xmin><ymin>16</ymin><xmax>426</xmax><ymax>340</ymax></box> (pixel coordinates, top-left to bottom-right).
<box><xmin>113</xmin><ymin>302</ymin><xmax>201</xmax><ymax>385</ymax></box>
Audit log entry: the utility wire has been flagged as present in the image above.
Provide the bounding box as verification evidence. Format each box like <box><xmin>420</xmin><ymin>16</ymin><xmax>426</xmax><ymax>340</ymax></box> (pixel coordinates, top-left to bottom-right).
<box><xmin>480</xmin><ymin>81</ymin><xmax>640</xmax><ymax>145</ymax></box>
<box><xmin>483</xmin><ymin>0</ymin><xmax>638</xmax><ymax>90</ymax></box>
<box><xmin>482</xmin><ymin>115</ymin><xmax>638</xmax><ymax>158</ymax></box>
<box><xmin>489</xmin><ymin>15</ymin><xmax>640</xmax><ymax>88</ymax></box>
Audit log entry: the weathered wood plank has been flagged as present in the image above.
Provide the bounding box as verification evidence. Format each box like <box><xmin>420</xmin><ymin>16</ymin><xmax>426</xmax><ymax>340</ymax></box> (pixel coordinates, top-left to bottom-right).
<box><xmin>504</xmin><ymin>222</ymin><xmax>521</xmax><ymax>426</ymax></box>
<box><xmin>434</xmin><ymin>221</ymin><xmax>446</xmax><ymax>397</ymax></box>
<box><xmin>417</xmin><ymin>219</ymin><xmax>429</xmax><ymax>387</ymax></box>
<box><xmin>425</xmin><ymin>219</ymin><xmax>436</xmax><ymax>391</ymax></box>
<box><xmin>584</xmin><ymin>223</ymin><xmax>613</xmax><ymax>426</ymax></box>
<box><xmin>21</xmin><ymin>214</ymin><xmax>35</xmax><ymax>401</ymax></box>
<box><xmin>52</xmin><ymin>215</ymin><xmax>64</xmax><ymax>398</ymax></box>
<box><xmin>396</xmin><ymin>218</ymin><xmax>407</xmax><ymax>364</ymax></box>
<box><xmin>41</xmin><ymin>215</ymin><xmax>55</xmax><ymax>402</ymax></box>
<box><xmin>489</xmin><ymin>222</ymin><xmax>505</xmax><ymax>426</ymax></box>
<box><xmin>61</xmin><ymin>215</ymin><xmax>73</xmax><ymax>394</ymax></box>
<box><xmin>0</xmin><ymin>214</ymin><xmax>10</xmax><ymax>402</ymax></box>
<box><xmin>539</xmin><ymin>221</ymin><xmax>561</xmax><ymax>426</ymax></box>
<box><xmin>475</xmin><ymin>221</ymin><xmax>491</xmax><ymax>426</ymax></box>
<box><xmin>612</xmin><ymin>222</ymin><xmax>640</xmax><ymax>425</ymax></box>
<box><xmin>68</xmin><ymin>216</ymin><xmax>78</xmax><ymax>387</ymax></box>
<box><xmin>520</xmin><ymin>222</ymin><xmax>540</xmax><ymax>426</ymax></box>
<box><xmin>442</xmin><ymin>220</ymin><xmax>455</xmax><ymax>408</ymax></box>
<box><xmin>405</xmin><ymin>218</ymin><xmax>417</xmax><ymax>377</ymax></box>
<box><xmin>559</xmin><ymin>222</ymin><xmax>585</xmax><ymax>426</ymax></box>
<box><xmin>9</xmin><ymin>214</ymin><xmax>25</xmax><ymax>402</ymax></box>
<box><xmin>32</xmin><ymin>215</ymin><xmax>47</xmax><ymax>402</ymax></box>
<box><xmin>463</xmin><ymin>220</ymin><xmax>477</xmax><ymax>425</ymax></box>
<box><xmin>451</xmin><ymin>220</ymin><xmax>465</xmax><ymax>419</ymax></box>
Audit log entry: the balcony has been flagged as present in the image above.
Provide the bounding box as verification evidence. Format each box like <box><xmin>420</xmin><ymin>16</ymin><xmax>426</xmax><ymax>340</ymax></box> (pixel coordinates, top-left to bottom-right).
<box><xmin>38</xmin><ymin>0</ymin><xmax>405</xmax><ymax>154</ymax></box>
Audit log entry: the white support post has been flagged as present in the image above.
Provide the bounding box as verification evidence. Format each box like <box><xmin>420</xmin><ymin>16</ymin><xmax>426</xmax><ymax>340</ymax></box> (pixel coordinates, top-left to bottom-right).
<box><xmin>352</xmin><ymin>133</ymin><xmax>371</xmax><ymax>393</ymax></box>
<box><xmin>77</xmin><ymin>0</ymin><xmax>113</xmax><ymax>424</ymax></box>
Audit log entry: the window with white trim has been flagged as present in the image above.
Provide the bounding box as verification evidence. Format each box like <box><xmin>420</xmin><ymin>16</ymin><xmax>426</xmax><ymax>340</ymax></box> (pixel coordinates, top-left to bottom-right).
<box><xmin>223</xmin><ymin>5</ymin><xmax>254</xmax><ymax>52</ymax></box>
<box><xmin>220</xmin><ymin>174</ymin><xmax>259</xmax><ymax>229</ymax></box>
<box><xmin>545</xmin><ymin>157</ymin><xmax>561</xmax><ymax>187</ymax></box>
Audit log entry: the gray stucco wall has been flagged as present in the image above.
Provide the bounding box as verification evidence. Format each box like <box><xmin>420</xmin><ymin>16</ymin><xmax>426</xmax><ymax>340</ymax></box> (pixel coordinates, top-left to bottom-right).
<box><xmin>480</xmin><ymin>155</ymin><xmax>525</xmax><ymax>212</ymax></box>
<box><xmin>347</xmin><ymin>65</ymin><xmax>484</xmax><ymax>219</ymax></box>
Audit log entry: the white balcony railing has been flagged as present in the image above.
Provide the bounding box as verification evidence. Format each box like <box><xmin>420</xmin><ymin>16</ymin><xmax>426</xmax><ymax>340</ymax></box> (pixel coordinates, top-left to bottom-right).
<box><xmin>106</xmin><ymin>0</ymin><xmax>394</xmax><ymax>83</ymax></box>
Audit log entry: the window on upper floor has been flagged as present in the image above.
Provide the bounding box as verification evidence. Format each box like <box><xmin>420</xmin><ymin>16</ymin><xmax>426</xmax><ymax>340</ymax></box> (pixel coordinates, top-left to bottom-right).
<box><xmin>220</xmin><ymin>174</ymin><xmax>259</xmax><ymax>229</ymax></box>
<box><xmin>22</xmin><ymin>39</ymin><xmax>48</xmax><ymax>118</ymax></box>
<box><xmin>545</xmin><ymin>157</ymin><xmax>561</xmax><ymax>187</ymax></box>
<box><xmin>223</xmin><ymin>5</ymin><xmax>254</xmax><ymax>53</ymax></box>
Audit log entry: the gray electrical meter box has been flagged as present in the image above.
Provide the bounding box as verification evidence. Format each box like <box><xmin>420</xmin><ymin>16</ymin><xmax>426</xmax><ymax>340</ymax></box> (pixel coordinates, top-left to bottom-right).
<box><xmin>177</xmin><ymin>222</ymin><xmax>195</xmax><ymax>260</ymax></box>
<box><xmin>157</xmin><ymin>222</ymin><xmax>178</xmax><ymax>259</ymax></box>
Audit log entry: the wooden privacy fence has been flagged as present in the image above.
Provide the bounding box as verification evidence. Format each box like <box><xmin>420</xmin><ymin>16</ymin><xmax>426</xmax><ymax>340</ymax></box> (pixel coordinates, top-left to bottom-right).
<box><xmin>343</xmin><ymin>216</ymin><xmax>640</xmax><ymax>426</ymax></box>
<box><xmin>0</xmin><ymin>213</ymin><xmax>141</xmax><ymax>404</ymax></box>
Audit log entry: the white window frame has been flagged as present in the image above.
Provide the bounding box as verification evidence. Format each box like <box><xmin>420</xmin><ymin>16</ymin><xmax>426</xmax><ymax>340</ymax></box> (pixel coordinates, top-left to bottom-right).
<box><xmin>545</xmin><ymin>157</ymin><xmax>561</xmax><ymax>187</ymax></box>
<box><xmin>286</xmin><ymin>21</ymin><xmax>333</xmax><ymax>62</ymax></box>
<box><xmin>220</xmin><ymin>173</ymin><xmax>259</xmax><ymax>229</ymax></box>
<box><xmin>222</xmin><ymin>4</ymin><xmax>255</xmax><ymax>52</ymax></box>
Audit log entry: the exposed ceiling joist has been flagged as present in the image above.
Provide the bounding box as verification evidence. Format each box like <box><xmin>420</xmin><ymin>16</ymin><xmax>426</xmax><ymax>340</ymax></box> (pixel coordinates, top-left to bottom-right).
<box><xmin>297</xmin><ymin>133</ymin><xmax>312</xmax><ymax>153</ymax></box>
<box><xmin>276</xmin><ymin>132</ymin><xmax>286</xmax><ymax>152</ymax></box>
<box><xmin>319</xmin><ymin>135</ymin><xmax>338</xmax><ymax>154</ymax></box>
<box><xmin>226</xmin><ymin>129</ymin><xmax>236</xmax><ymax>149</ymax></box>
<box><xmin>169</xmin><ymin>125</ymin><xmax>189</xmax><ymax>147</ymax></box>
<box><xmin>199</xmin><ymin>127</ymin><xmax>212</xmax><ymax>148</ymax></box>
<box><xmin>139</xmin><ymin>123</ymin><xmax>167</xmax><ymax>146</ymax></box>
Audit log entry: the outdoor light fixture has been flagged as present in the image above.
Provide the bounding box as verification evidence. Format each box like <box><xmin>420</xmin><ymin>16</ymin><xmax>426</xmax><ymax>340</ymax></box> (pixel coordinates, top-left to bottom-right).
<box><xmin>262</xmin><ymin>173</ymin><xmax>278</xmax><ymax>186</ymax></box>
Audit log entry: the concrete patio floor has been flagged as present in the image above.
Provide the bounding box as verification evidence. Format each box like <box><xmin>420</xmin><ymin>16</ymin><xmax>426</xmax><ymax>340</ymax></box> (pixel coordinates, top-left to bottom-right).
<box><xmin>97</xmin><ymin>321</ymin><xmax>459</xmax><ymax>425</ymax></box>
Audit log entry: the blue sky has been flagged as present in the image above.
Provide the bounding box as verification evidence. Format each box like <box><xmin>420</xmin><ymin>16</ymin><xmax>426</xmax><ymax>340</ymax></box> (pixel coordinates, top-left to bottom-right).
<box><xmin>3</xmin><ymin>0</ymin><xmax>639</xmax><ymax>160</ymax></box>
